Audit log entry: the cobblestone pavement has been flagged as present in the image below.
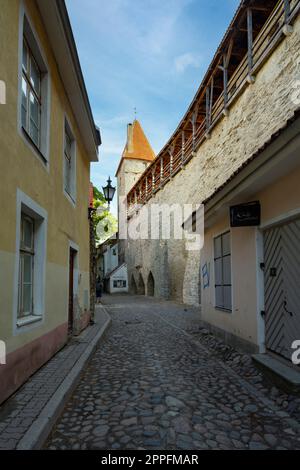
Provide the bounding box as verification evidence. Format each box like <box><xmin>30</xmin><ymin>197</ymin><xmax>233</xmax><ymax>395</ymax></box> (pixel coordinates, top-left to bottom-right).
<box><xmin>0</xmin><ymin>307</ymin><xmax>108</xmax><ymax>450</ymax></box>
<box><xmin>45</xmin><ymin>295</ymin><xmax>300</xmax><ymax>450</ymax></box>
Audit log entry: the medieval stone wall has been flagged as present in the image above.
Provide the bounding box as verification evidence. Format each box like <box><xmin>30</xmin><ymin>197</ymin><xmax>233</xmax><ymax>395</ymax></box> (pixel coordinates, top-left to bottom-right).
<box><xmin>125</xmin><ymin>17</ymin><xmax>300</xmax><ymax>305</ymax></box>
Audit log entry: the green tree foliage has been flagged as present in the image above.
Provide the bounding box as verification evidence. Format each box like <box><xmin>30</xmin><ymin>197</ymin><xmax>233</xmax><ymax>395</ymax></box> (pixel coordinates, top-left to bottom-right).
<box><xmin>92</xmin><ymin>185</ymin><xmax>118</xmax><ymax>244</ymax></box>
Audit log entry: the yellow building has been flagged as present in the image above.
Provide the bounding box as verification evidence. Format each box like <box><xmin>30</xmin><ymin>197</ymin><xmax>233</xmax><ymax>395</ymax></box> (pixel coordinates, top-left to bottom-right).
<box><xmin>0</xmin><ymin>0</ymin><xmax>100</xmax><ymax>404</ymax></box>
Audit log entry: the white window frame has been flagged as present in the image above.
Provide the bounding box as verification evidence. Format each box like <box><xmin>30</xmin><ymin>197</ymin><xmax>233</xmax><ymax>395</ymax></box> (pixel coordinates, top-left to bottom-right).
<box><xmin>13</xmin><ymin>190</ymin><xmax>47</xmax><ymax>334</ymax></box>
<box><xmin>18</xmin><ymin>2</ymin><xmax>50</xmax><ymax>166</ymax></box>
<box><xmin>21</xmin><ymin>39</ymin><xmax>42</xmax><ymax>149</ymax></box>
<box><xmin>63</xmin><ymin>116</ymin><xmax>77</xmax><ymax>205</ymax></box>
<box><xmin>18</xmin><ymin>213</ymin><xmax>35</xmax><ymax>318</ymax></box>
<box><xmin>213</xmin><ymin>230</ymin><xmax>232</xmax><ymax>312</ymax></box>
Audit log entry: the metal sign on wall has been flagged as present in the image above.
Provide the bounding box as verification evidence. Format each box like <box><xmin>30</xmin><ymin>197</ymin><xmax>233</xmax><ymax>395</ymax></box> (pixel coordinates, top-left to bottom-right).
<box><xmin>230</xmin><ymin>201</ymin><xmax>261</xmax><ymax>227</ymax></box>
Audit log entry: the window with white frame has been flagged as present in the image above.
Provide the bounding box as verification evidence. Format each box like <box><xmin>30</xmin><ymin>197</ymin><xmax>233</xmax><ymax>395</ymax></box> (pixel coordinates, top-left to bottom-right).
<box><xmin>214</xmin><ymin>231</ymin><xmax>232</xmax><ymax>311</ymax></box>
<box><xmin>15</xmin><ymin>191</ymin><xmax>47</xmax><ymax>329</ymax></box>
<box><xmin>113</xmin><ymin>280</ymin><xmax>126</xmax><ymax>288</ymax></box>
<box><xmin>21</xmin><ymin>40</ymin><xmax>41</xmax><ymax>148</ymax></box>
<box><xmin>64</xmin><ymin>120</ymin><xmax>76</xmax><ymax>202</ymax></box>
<box><xmin>20</xmin><ymin>15</ymin><xmax>49</xmax><ymax>160</ymax></box>
<box><xmin>18</xmin><ymin>214</ymin><xmax>35</xmax><ymax>318</ymax></box>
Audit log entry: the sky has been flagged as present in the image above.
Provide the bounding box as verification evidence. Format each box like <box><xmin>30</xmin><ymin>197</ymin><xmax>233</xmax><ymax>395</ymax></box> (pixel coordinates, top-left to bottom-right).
<box><xmin>66</xmin><ymin>0</ymin><xmax>240</xmax><ymax>216</ymax></box>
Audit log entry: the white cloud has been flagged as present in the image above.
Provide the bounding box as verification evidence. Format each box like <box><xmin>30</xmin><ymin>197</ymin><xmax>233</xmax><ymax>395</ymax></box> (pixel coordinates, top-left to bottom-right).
<box><xmin>174</xmin><ymin>52</ymin><xmax>201</xmax><ymax>73</ymax></box>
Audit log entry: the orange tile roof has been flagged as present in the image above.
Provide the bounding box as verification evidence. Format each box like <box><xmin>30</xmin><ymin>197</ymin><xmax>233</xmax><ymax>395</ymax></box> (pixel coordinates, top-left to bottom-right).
<box><xmin>116</xmin><ymin>120</ymin><xmax>155</xmax><ymax>175</ymax></box>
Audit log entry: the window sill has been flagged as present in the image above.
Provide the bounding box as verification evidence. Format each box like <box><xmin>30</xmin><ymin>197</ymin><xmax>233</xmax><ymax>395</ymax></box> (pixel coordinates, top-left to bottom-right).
<box><xmin>215</xmin><ymin>307</ymin><xmax>232</xmax><ymax>314</ymax></box>
<box><xmin>17</xmin><ymin>314</ymin><xmax>43</xmax><ymax>328</ymax></box>
<box><xmin>21</xmin><ymin>127</ymin><xmax>47</xmax><ymax>164</ymax></box>
<box><xmin>64</xmin><ymin>189</ymin><xmax>76</xmax><ymax>207</ymax></box>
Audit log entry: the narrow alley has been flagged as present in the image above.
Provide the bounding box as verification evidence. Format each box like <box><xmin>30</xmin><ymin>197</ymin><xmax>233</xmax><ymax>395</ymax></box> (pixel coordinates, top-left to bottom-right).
<box><xmin>45</xmin><ymin>295</ymin><xmax>300</xmax><ymax>451</ymax></box>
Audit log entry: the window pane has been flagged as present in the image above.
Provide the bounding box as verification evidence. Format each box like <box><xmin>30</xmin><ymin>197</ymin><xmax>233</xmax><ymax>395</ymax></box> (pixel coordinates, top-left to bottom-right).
<box><xmin>64</xmin><ymin>156</ymin><xmax>71</xmax><ymax>194</ymax></box>
<box><xmin>223</xmin><ymin>255</ymin><xmax>231</xmax><ymax>285</ymax></box>
<box><xmin>23</xmin><ymin>254</ymin><xmax>33</xmax><ymax>283</ymax></box>
<box><xmin>214</xmin><ymin>236</ymin><xmax>222</xmax><ymax>258</ymax></box>
<box><xmin>214</xmin><ymin>258</ymin><xmax>223</xmax><ymax>285</ymax></box>
<box><xmin>22</xmin><ymin>42</ymin><xmax>28</xmax><ymax>72</ymax></box>
<box><xmin>223</xmin><ymin>286</ymin><xmax>232</xmax><ymax>310</ymax></box>
<box><xmin>23</xmin><ymin>217</ymin><xmax>34</xmax><ymax>249</ymax></box>
<box><xmin>30</xmin><ymin>120</ymin><xmax>39</xmax><ymax>147</ymax></box>
<box><xmin>18</xmin><ymin>257</ymin><xmax>23</xmax><ymax>317</ymax></box>
<box><xmin>21</xmin><ymin>77</ymin><xmax>28</xmax><ymax>129</ymax></box>
<box><xmin>30</xmin><ymin>92</ymin><xmax>39</xmax><ymax>126</ymax></box>
<box><xmin>23</xmin><ymin>283</ymin><xmax>32</xmax><ymax>314</ymax></box>
<box><xmin>215</xmin><ymin>286</ymin><xmax>223</xmax><ymax>308</ymax></box>
<box><xmin>30</xmin><ymin>58</ymin><xmax>40</xmax><ymax>96</ymax></box>
<box><xmin>222</xmin><ymin>232</ymin><xmax>231</xmax><ymax>256</ymax></box>
<box><xmin>65</xmin><ymin>132</ymin><xmax>72</xmax><ymax>157</ymax></box>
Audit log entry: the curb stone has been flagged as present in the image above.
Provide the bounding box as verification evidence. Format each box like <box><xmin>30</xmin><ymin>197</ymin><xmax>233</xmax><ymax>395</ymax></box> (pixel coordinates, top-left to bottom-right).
<box><xmin>16</xmin><ymin>305</ymin><xmax>111</xmax><ymax>450</ymax></box>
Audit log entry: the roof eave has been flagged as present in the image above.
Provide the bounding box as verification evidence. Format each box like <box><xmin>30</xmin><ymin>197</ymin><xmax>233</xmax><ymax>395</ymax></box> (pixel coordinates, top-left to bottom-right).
<box><xmin>36</xmin><ymin>0</ymin><xmax>100</xmax><ymax>162</ymax></box>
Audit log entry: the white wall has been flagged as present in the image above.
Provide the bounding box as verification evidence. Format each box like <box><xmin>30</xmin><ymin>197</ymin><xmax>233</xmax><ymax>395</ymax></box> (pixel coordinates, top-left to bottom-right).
<box><xmin>109</xmin><ymin>264</ymin><xmax>128</xmax><ymax>293</ymax></box>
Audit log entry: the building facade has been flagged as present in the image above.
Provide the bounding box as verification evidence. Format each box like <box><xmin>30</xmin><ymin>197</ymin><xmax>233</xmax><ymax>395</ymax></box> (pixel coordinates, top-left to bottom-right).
<box><xmin>0</xmin><ymin>0</ymin><xmax>100</xmax><ymax>404</ymax></box>
<box><xmin>120</xmin><ymin>0</ymin><xmax>300</xmax><ymax>358</ymax></box>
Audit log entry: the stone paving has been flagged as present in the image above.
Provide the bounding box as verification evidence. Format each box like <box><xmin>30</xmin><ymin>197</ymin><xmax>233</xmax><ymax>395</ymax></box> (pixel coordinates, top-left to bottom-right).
<box><xmin>0</xmin><ymin>307</ymin><xmax>109</xmax><ymax>450</ymax></box>
<box><xmin>45</xmin><ymin>294</ymin><xmax>300</xmax><ymax>450</ymax></box>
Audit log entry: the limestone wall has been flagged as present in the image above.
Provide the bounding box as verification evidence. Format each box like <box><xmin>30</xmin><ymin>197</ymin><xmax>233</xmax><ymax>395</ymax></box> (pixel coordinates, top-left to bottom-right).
<box><xmin>125</xmin><ymin>16</ymin><xmax>300</xmax><ymax>305</ymax></box>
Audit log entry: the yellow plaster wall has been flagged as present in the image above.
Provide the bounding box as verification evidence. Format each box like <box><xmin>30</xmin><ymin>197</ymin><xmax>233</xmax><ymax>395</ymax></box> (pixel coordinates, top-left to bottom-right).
<box><xmin>201</xmin><ymin>166</ymin><xmax>300</xmax><ymax>347</ymax></box>
<box><xmin>0</xmin><ymin>0</ymin><xmax>91</xmax><ymax>353</ymax></box>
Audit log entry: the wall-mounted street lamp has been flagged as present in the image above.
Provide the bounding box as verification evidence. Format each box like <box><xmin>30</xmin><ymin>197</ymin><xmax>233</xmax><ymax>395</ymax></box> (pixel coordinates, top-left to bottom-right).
<box><xmin>102</xmin><ymin>176</ymin><xmax>116</xmax><ymax>209</ymax></box>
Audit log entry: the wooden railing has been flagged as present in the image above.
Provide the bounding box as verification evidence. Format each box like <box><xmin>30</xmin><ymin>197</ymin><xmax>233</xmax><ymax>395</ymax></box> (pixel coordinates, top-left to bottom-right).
<box><xmin>127</xmin><ymin>0</ymin><xmax>300</xmax><ymax>216</ymax></box>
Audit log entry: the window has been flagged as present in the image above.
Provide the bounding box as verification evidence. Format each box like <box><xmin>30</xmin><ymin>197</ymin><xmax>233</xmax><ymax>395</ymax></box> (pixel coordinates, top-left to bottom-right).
<box><xmin>15</xmin><ymin>190</ymin><xmax>47</xmax><ymax>331</ymax></box>
<box><xmin>18</xmin><ymin>214</ymin><xmax>34</xmax><ymax>317</ymax></box>
<box><xmin>19</xmin><ymin>14</ymin><xmax>50</xmax><ymax>161</ymax></box>
<box><xmin>64</xmin><ymin>120</ymin><xmax>76</xmax><ymax>202</ymax></box>
<box><xmin>113</xmin><ymin>280</ymin><xmax>126</xmax><ymax>288</ymax></box>
<box><xmin>214</xmin><ymin>231</ymin><xmax>232</xmax><ymax>311</ymax></box>
<box><xmin>21</xmin><ymin>40</ymin><xmax>41</xmax><ymax>148</ymax></box>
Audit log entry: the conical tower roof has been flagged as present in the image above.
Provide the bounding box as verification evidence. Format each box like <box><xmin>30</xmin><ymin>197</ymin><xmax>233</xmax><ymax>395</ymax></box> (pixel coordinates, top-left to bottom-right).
<box><xmin>116</xmin><ymin>120</ymin><xmax>155</xmax><ymax>175</ymax></box>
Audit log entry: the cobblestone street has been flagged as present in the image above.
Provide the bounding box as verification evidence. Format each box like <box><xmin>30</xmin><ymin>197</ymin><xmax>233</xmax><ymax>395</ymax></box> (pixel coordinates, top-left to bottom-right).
<box><xmin>46</xmin><ymin>295</ymin><xmax>300</xmax><ymax>450</ymax></box>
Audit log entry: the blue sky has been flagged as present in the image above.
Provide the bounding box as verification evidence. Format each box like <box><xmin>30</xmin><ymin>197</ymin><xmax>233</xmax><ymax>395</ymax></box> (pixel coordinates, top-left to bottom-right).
<box><xmin>66</xmin><ymin>0</ymin><xmax>240</xmax><ymax>216</ymax></box>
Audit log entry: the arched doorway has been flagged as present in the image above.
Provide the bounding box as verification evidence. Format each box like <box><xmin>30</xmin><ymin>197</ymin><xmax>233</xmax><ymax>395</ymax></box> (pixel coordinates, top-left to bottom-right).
<box><xmin>147</xmin><ymin>272</ymin><xmax>155</xmax><ymax>296</ymax></box>
<box><xmin>137</xmin><ymin>273</ymin><xmax>145</xmax><ymax>295</ymax></box>
<box><xmin>131</xmin><ymin>275</ymin><xmax>137</xmax><ymax>294</ymax></box>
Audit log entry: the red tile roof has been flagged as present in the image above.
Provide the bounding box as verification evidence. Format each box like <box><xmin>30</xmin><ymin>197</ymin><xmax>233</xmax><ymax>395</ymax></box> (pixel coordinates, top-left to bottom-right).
<box><xmin>116</xmin><ymin>120</ymin><xmax>155</xmax><ymax>175</ymax></box>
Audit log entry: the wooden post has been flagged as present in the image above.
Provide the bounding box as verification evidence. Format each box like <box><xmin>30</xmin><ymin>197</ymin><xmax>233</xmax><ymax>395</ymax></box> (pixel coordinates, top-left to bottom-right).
<box><xmin>152</xmin><ymin>166</ymin><xmax>155</xmax><ymax>193</ymax></box>
<box><xmin>206</xmin><ymin>87</ymin><xmax>210</xmax><ymax>131</ymax></box>
<box><xmin>209</xmin><ymin>78</ymin><xmax>214</xmax><ymax>123</ymax></box>
<box><xmin>145</xmin><ymin>175</ymin><xmax>148</xmax><ymax>198</ymax></box>
<box><xmin>192</xmin><ymin>117</ymin><xmax>196</xmax><ymax>151</ymax></box>
<box><xmin>206</xmin><ymin>79</ymin><xmax>213</xmax><ymax>134</ymax></box>
<box><xmin>181</xmin><ymin>130</ymin><xmax>185</xmax><ymax>166</ymax></box>
<box><xmin>160</xmin><ymin>155</ymin><xmax>164</xmax><ymax>186</ymax></box>
<box><xmin>191</xmin><ymin>106</ymin><xmax>198</xmax><ymax>151</ymax></box>
<box><xmin>222</xmin><ymin>39</ymin><xmax>233</xmax><ymax>115</ymax></box>
<box><xmin>247</xmin><ymin>8</ymin><xmax>255</xmax><ymax>83</ymax></box>
<box><xmin>169</xmin><ymin>143</ymin><xmax>175</xmax><ymax>178</ymax></box>
<box><xmin>223</xmin><ymin>54</ymin><xmax>228</xmax><ymax>108</ymax></box>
